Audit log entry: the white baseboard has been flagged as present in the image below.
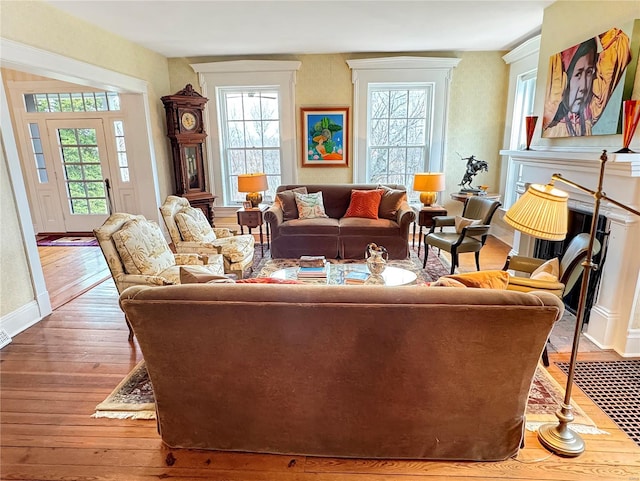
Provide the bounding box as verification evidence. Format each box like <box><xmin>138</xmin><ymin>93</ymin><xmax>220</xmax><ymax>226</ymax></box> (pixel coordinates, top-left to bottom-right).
<box><xmin>0</xmin><ymin>300</ymin><xmax>43</xmax><ymax>338</ymax></box>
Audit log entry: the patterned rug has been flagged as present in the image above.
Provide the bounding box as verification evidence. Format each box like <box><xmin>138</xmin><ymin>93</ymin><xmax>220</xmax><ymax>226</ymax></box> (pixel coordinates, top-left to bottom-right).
<box><xmin>36</xmin><ymin>234</ymin><xmax>98</xmax><ymax>247</ymax></box>
<box><xmin>251</xmin><ymin>244</ymin><xmax>450</xmax><ymax>283</ymax></box>
<box><xmin>556</xmin><ymin>360</ymin><xmax>639</xmax><ymax>445</ymax></box>
<box><xmin>93</xmin><ymin>361</ymin><xmax>599</xmax><ymax>433</ymax></box>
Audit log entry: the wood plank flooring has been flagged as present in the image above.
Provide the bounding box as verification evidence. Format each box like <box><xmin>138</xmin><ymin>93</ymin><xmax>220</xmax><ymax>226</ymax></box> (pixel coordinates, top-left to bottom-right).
<box><xmin>1</xmin><ymin>240</ymin><xmax>639</xmax><ymax>480</ymax></box>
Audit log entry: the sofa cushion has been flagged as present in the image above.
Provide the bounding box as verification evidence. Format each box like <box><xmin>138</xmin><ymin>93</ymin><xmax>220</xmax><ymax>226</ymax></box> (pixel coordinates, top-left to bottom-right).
<box><xmin>455</xmin><ymin>215</ymin><xmax>482</xmax><ymax>234</ymax></box>
<box><xmin>338</xmin><ymin>217</ymin><xmax>399</xmax><ymax>235</ymax></box>
<box><xmin>276</xmin><ymin>187</ymin><xmax>308</xmax><ymax>221</ymax></box>
<box><xmin>175</xmin><ymin>207</ymin><xmax>216</xmax><ymax>242</ymax></box>
<box><xmin>279</xmin><ymin>217</ymin><xmax>340</xmax><ymax>236</ymax></box>
<box><xmin>443</xmin><ymin>270</ymin><xmax>510</xmax><ymax>289</ymax></box>
<box><xmin>112</xmin><ymin>218</ymin><xmax>175</xmax><ymax>276</ymax></box>
<box><xmin>344</xmin><ymin>189</ymin><xmax>384</xmax><ymax>219</ymax></box>
<box><xmin>180</xmin><ymin>267</ymin><xmax>235</xmax><ymax>284</ymax></box>
<box><xmin>378</xmin><ymin>185</ymin><xmax>407</xmax><ymax>219</ymax></box>
<box><xmin>295</xmin><ymin>192</ymin><xmax>329</xmax><ymax>219</ymax></box>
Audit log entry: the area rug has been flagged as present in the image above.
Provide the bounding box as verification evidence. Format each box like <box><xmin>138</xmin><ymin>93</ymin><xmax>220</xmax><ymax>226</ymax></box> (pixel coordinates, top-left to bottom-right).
<box><xmin>93</xmin><ymin>361</ymin><xmax>601</xmax><ymax>432</ymax></box>
<box><xmin>526</xmin><ymin>363</ymin><xmax>605</xmax><ymax>434</ymax></box>
<box><xmin>251</xmin><ymin>245</ymin><xmax>450</xmax><ymax>283</ymax></box>
<box><xmin>92</xmin><ymin>360</ymin><xmax>155</xmax><ymax>419</ymax></box>
<box><xmin>556</xmin><ymin>360</ymin><xmax>639</xmax><ymax>445</ymax></box>
<box><xmin>36</xmin><ymin>234</ymin><xmax>98</xmax><ymax>247</ymax></box>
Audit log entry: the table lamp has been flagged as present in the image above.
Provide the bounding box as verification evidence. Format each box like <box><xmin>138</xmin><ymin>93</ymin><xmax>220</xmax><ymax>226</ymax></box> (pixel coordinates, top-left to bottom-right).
<box><xmin>237</xmin><ymin>173</ymin><xmax>268</xmax><ymax>207</ymax></box>
<box><xmin>504</xmin><ymin>150</ymin><xmax>640</xmax><ymax>457</ymax></box>
<box><xmin>413</xmin><ymin>173</ymin><xmax>445</xmax><ymax>207</ymax></box>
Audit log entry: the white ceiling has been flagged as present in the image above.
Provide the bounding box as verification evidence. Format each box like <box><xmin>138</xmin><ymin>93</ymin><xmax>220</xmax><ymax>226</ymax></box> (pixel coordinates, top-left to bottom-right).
<box><xmin>44</xmin><ymin>0</ymin><xmax>554</xmax><ymax>58</ymax></box>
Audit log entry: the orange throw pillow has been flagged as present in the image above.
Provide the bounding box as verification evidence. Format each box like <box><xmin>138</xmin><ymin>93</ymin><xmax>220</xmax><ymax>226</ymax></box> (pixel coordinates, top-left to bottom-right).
<box><xmin>443</xmin><ymin>270</ymin><xmax>509</xmax><ymax>289</ymax></box>
<box><xmin>344</xmin><ymin>189</ymin><xmax>384</xmax><ymax>219</ymax></box>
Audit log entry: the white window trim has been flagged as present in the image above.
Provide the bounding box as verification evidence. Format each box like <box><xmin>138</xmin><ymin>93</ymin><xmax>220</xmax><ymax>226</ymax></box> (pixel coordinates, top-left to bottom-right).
<box><xmin>191</xmin><ymin>60</ymin><xmax>301</xmax><ymax>208</ymax></box>
<box><xmin>346</xmin><ymin>56</ymin><xmax>460</xmax><ymax>183</ymax></box>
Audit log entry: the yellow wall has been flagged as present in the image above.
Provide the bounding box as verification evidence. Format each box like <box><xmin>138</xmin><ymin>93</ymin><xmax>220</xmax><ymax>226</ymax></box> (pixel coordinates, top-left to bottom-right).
<box><xmin>168</xmin><ymin>51</ymin><xmax>508</xmax><ymax>213</ymax></box>
<box><xmin>0</xmin><ymin>136</ymin><xmax>34</xmax><ymax>316</ymax></box>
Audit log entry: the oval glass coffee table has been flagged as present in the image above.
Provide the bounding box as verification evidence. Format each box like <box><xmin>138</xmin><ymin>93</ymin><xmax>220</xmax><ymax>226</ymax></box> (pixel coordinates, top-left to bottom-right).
<box><xmin>269</xmin><ymin>263</ymin><xmax>418</xmax><ymax>286</ymax></box>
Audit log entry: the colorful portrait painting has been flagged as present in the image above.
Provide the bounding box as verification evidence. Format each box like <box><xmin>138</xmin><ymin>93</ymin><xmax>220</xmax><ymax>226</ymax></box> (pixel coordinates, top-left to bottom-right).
<box><xmin>542</xmin><ymin>27</ymin><xmax>632</xmax><ymax>138</ymax></box>
<box><xmin>301</xmin><ymin>107</ymin><xmax>349</xmax><ymax>167</ymax></box>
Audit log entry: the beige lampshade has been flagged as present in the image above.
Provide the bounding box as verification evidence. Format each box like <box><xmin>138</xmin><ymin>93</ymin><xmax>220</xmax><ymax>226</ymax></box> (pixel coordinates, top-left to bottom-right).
<box><xmin>413</xmin><ymin>173</ymin><xmax>446</xmax><ymax>192</ymax></box>
<box><xmin>237</xmin><ymin>173</ymin><xmax>268</xmax><ymax>193</ymax></box>
<box><xmin>504</xmin><ymin>183</ymin><xmax>569</xmax><ymax>241</ymax></box>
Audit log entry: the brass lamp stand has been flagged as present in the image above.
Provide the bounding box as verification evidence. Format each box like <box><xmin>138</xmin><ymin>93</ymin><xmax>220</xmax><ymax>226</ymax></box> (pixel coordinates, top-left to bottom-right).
<box><xmin>505</xmin><ymin>150</ymin><xmax>640</xmax><ymax>457</ymax></box>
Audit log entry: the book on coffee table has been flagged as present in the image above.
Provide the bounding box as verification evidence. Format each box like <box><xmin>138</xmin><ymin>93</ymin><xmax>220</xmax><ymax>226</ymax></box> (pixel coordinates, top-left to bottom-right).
<box><xmin>345</xmin><ymin>271</ymin><xmax>370</xmax><ymax>284</ymax></box>
<box><xmin>297</xmin><ymin>264</ymin><xmax>327</xmax><ymax>278</ymax></box>
<box><xmin>299</xmin><ymin>255</ymin><xmax>326</xmax><ymax>268</ymax></box>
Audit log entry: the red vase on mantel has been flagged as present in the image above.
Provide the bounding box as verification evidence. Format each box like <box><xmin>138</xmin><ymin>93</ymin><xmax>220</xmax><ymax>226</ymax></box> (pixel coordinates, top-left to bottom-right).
<box><xmin>524</xmin><ymin>115</ymin><xmax>538</xmax><ymax>150</ymax></box>
<box><xmin>616</xmin><ymin>100</ymin><xmax>640</xmax><ymax>153</ymax></box>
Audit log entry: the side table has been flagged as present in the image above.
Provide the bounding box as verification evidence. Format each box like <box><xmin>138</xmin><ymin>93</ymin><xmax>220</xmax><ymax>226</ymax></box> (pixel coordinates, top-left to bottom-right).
<box><xmin>411</xmin><ymin>205</ymin><xmax>448</xmax><ymax>256</ymax></box>
<box><xmin>237</xmin><ymin>204</ymin><xmax>270</xmax><ymax>256</ymax></box>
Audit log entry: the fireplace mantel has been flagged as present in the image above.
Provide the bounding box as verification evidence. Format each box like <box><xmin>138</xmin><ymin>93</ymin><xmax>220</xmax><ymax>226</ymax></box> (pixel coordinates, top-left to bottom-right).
<box><xmin>500</xmin><ymin>149</ymin><xmax>640</xmax><ymax>357</ymax></box>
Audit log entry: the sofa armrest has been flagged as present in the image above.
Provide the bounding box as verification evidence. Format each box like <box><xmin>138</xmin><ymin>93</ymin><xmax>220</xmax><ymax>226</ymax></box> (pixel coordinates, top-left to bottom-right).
<box><xmin>115</xmin><ymin>273</ymin><xmax>173</xmax><ymax>291</ymax></box>
<box><xmin>264</xmin><ymin>205</ymin><xmax>284</xmax><ymax>229</ymax></box>
<box><xmin>174</xmin><ymin>253</ymin><xmax>207</xmax><ymax>265</ymax></box>
<box><xmin>396</xmin><ymin>201</ymin><xmax>416</xmax><ymax>230</ymax></box>
<box><xmin>213</xmin><ymin>228</ymin><xmax>234</xmax><ymax>238</ymax></box>
<box><xmin>174</xmin><ymin>242</ymin><xmax>222</xmax><ymax>255</ymax></box>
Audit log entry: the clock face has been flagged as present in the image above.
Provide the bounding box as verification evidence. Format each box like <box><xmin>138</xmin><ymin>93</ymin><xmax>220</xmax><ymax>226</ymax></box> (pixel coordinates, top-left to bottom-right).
<box><xmin>181</xmin><ymin>112</ymin><xmax>197</xmax><ymax>130</ymax></box>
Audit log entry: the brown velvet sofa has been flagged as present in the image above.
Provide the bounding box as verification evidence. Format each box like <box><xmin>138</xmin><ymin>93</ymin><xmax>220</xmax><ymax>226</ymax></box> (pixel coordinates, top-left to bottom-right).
<box><xmin>264</xmin><ymin>184</ymin><xmax>415</xmax><ymax>259</ymax></box>
<box><xmin>120</xmin><ymin>283</ymin><xmax>564</xmax><ymax>461</ymax></box>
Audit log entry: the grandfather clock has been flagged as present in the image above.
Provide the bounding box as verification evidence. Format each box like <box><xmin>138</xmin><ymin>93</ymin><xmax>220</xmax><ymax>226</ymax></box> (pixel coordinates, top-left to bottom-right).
<box><xmin>161</xmin><ymin>84</ymin><xmax>216</xmax><ymax>225</ymax></box>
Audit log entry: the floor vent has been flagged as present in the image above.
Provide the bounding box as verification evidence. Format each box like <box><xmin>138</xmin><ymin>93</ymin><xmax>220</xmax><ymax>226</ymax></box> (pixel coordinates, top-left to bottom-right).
<box><xmin>0</xmin><ymin>329</ymin><xmax>12</xmax><ymax>349</ymax></box>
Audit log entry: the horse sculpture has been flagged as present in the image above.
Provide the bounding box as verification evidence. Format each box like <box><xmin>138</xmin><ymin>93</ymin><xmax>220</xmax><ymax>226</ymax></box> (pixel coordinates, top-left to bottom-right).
<box><xmin>458</xmin><ymin>155</ymin><xmax>488</xmax><ymax>191</ymax></box>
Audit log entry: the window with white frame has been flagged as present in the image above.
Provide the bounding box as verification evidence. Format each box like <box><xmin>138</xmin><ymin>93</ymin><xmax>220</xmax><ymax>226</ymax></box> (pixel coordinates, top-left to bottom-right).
<box><xmin>191</xmin><ymin>60</ymin><xmax>301</xmax><ymax>206</ymax></box>
<box><xmin>347</xmin><ymin>57</ymin><xmax>460</xmax><ymax>202</ymax></box>
<box><xmin>512</xmin><ymin>71</ymin><xmax>537</xmax><ymax>150</ymax></box>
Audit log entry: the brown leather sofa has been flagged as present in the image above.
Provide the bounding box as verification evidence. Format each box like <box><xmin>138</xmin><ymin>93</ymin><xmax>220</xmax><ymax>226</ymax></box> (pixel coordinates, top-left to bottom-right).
<box><xmin>120</xmin><ymin>283</ymin><xmax>564</xmax><ymax>461</ymax></box>
<box><xmin>264</xmin><ymin>184</ymin><xmax>415</xmax><ymax>259</ymax></box>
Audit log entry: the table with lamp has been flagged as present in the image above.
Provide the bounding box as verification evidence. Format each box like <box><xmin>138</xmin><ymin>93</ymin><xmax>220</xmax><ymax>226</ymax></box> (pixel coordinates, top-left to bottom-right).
<box><xmin>236</xmin><ymin>173</ymin><xmax>270</xmax><ymax>256</ymax></box>
<box><xmin>411</xmin><ymin>173</ymin><xmax>447</xmax><ymax>256</ymax></box>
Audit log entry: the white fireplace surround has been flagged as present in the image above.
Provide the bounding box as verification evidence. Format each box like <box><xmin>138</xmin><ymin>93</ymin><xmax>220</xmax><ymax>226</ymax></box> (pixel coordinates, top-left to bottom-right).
<box><xmin>500</xmin><ymin>149</ymin><xmax>640</xmax><ymax>357</ymax></box>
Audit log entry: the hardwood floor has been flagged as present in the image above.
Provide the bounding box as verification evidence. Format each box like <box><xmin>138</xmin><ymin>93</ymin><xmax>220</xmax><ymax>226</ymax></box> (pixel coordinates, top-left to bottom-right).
<box><xmin>1</xmin><ymin>240</ymin><xmax>638</xmax><ymax>480</ymax></box>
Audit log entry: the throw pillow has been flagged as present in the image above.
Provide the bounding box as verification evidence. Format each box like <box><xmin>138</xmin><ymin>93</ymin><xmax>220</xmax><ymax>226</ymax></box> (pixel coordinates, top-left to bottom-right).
<box><xmin>276</xmin><ymin>187</ymin><xmax>308</xmax><ymax>221</ymax></box>
<box><xmin>377</xmin><ymin>185</ymin><xmax>407</xmax><ymax>219</ymax></box>
<box><xmin>530</xmin><ymin>257</ymin><xmax>560</xmax><ymax>280</ymax></box>
<box><xmin>112</xmin><ymin>218</ymin><xmax>175</xmax><ymax>276</ymax></box>
<box><xmin>454</xmin><ymin>215</ymin><xmax>482</xmax><ymax>234</ymax></box>
<box><xmin>294</xmin><ymin>192</ymin><xmax>329</xmax><ymax>219</ymax></box>
<box><xmin>430</xmin><ymin>277</ymin><xmax>468</xmax><ymax>288</ymax></box>
<box><xmin>179</xmin><ymin>266</ymin><xmax>235</xmax><ymax>284</ymax></box>
<box><xmin>344</xmin><ymin>189</ymin><xmax>384</xmax><ymax>219</ymax></box>
<box><xmin>443</xmin><ymin>270</ymin><xmax>510</xmax><ymax>289</ymax></box>
<box><xmin>175</xmin><ymin>206</ymin><xmax>216</xmax><ymax>243</ymax></box>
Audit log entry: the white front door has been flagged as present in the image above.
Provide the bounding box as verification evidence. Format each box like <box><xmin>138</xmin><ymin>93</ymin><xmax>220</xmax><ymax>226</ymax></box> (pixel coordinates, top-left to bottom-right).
<box><xmin>46</xmin><ymin>119</ymin><xmax>114</xmax><ymax>232</ymax></box>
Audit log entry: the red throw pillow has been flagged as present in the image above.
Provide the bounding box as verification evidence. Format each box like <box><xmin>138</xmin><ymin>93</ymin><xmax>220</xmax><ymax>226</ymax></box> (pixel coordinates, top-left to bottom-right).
<box><xmin>344</xmin><ymin>189</ymin><xmax>384</xmax><ymax>219</ymax></box>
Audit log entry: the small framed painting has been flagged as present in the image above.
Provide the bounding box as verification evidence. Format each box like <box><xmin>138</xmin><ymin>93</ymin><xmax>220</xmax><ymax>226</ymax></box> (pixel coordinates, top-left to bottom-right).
<box><xmin>242</xmin><ymin>201</ymin><xmax>253</xmax><ymax>210</ymax></box>
<box><xmin>301</xmin><ymin>107</ymin><xmax>349</xmax><ymax>167</ymax></box>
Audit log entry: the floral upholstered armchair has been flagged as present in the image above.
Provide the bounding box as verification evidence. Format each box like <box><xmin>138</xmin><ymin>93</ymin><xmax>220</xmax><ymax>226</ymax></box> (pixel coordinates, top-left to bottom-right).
<box><xmin>160</xmin><ymin>196</ymin><xmax>255</xmax><ymax>278</ymax></box>
<box><xmin>94</xmin><ymin>213</ymin><xmax>225</xmax><ymax>340</ymax></box>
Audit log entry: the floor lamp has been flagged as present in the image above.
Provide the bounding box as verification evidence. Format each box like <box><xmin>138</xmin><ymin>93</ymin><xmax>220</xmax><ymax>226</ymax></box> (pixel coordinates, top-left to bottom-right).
<box><xmin>504</xmin><ymin>150</ymin><xmax>640</xmax><ymax>457</ymax></box>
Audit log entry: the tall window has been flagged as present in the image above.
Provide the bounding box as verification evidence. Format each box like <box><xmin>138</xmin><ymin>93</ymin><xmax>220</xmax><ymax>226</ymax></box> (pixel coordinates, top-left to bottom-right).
<box><xmin>348</xmin><ymin>57</ymin><xmax>460</xmax><ymax>202</ymax></box>
<box><xmin>367</xmin><ymin>85</ymin><xmax>432</xmax><ymax>197</ymax></box>
<box><xmin>192</xmin><ymin>60</ymin><xmax>300</xmax><ymax>206</ymax></box>
<box><xmin>512</xmin><ymin>72</ymin><xmax>537</xmax><ymax>149</ymax></box>
<box><xmin>218</xmin><ymin>89</ymin><xmax>281</xmax><ymax>203</ymax></box>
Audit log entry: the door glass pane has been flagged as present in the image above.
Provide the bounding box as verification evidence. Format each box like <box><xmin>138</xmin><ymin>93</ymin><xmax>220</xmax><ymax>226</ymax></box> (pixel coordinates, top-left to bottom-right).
<box><xmin>56</xmin><ymin>127</ymin><xmax>109</xmax><ymax>215</ymax></box>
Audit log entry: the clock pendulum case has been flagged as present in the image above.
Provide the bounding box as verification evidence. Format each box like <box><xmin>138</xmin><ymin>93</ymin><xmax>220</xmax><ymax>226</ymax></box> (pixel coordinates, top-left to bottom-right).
<box><xmin>161</xmin><ymin>84</ymin><xmax>216</xmax><ymax>225</ymax></box>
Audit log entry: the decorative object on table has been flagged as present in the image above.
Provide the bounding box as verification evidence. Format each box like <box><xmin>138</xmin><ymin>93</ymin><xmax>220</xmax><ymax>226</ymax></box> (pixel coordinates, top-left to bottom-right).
<box><xmin>299</xmin><ymin>255</ymin><xmax>326</xmax><ymax>268</ymax></box>
<box><xmin>524</xmin><ymin>115</ymin><xmax>538</xmax><ymax>150</ymax></box>
<box><xmin>541</xmin><ymin>27</ymin><xmax>631</xmax><ymax>138</ymax></box>
<box><xmin>504</xmin><ymin>149</ymin><xmax>640</xmax><ymax>457</ymax></box>
<box><xmin>616</xmin><ymin>99</ymin><xmax>640</xmax><ymax>153</ymax></box>
<box><xmin>344</xmin><ymin>270</ymin><xmax>370</xmax><ymax>284</ymax></box>
<box><xmin>365</xmin><ymin>242</ymin><xmax>388</xmax><ymax>278</ymax></box>
<box><xmin>412</xmin><ymin>172</ymin><xmax>446</xmax><ymax>207</ymax></box>
<box><xmin>301</xmin><ymin>107</ymin><xmax>349</xmax><ymax>167</ymax></box>
<box><xmin>237</xmin><ymin>173</ymin><xmax>268</xmax><ymax>207</ymax></box>
<box><xmin>457</xmin><ymin>154</ymin><xmax>488</xmax><ymax>193</ymax></box>
<box><xmin>160</xmin><ymin>84</ymin><xmax>216</xmax><ymax>225</ymax></box>
<box><xmin>297</xmin><ymin>263</ymin><xmax>327</xmax><ymax>279</ymax></box>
